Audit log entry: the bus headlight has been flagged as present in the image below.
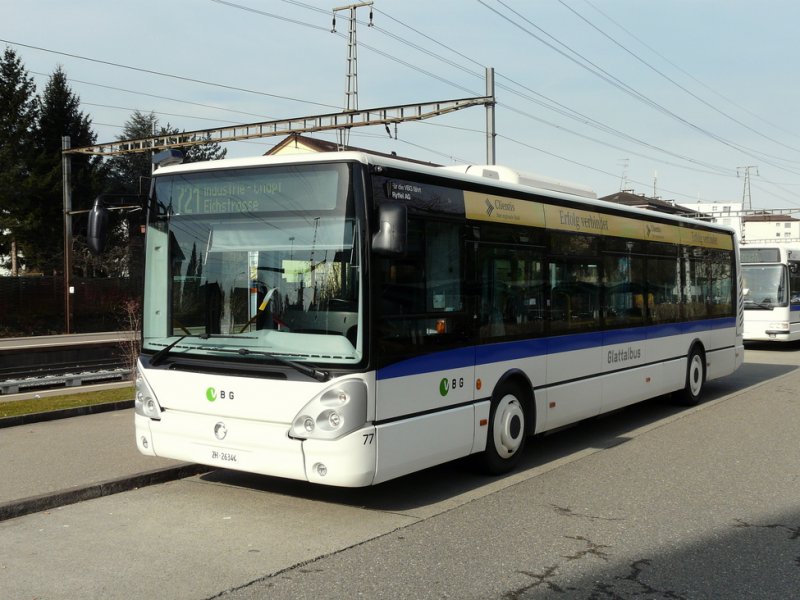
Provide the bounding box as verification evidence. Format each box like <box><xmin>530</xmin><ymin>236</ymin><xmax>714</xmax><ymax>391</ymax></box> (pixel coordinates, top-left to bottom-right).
<box><xmin>134</xmin><ymin>367</ymin><xmax>162</xmax><ymax>420</ymax></box>
<box><xmin>290</xmin><ymin>380</ymin><xmax>367</xmax><ymax>440</ymax></box>
<box><xmin>769</xmin><ymin>322</ymin><xmax>790</xmax><ymax>331</ymax></box>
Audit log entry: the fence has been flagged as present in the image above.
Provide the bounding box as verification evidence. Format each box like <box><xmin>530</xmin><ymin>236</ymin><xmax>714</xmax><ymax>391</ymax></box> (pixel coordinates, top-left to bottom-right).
<box><xmin>0</xmin><ymin>276</ymin><xmax>140</xmax><ymax>337</ymax></box>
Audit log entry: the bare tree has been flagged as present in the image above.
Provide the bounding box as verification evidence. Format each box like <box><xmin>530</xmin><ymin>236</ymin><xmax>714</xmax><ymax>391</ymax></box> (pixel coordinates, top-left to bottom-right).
<box><xmin>118</xmin><ymin>298</ymin><xmax>141</xmax><ymax>379</ymax></box>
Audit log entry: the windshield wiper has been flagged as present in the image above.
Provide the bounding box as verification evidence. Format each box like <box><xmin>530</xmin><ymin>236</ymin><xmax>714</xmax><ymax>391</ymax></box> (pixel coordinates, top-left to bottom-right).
<box><xmin>743</xmin><ymin>299</ymin><xmax>775</xmax><ymax>310</ymax></box>
<box><xmin>235</xmin><ymin>348</ymin><xmax>330</xmax><ymax>382</ymax></box>
<box><xmin>149</xmin><ymin>334</ymin><xmax>252</xmax><ymax>366</ymax></box>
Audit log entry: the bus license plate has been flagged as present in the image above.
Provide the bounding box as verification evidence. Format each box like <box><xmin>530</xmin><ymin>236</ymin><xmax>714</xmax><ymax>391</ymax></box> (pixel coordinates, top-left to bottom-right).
<box><xmin>211</xmin><ymin>449</ymin><xmax>238</xmax><ymax>463</ymax></box>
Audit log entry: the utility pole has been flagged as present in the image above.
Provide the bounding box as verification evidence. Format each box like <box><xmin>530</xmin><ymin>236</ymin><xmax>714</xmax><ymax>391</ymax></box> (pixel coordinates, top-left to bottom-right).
<box><xmin>737</xmin><ymin>165</ymin><xmax>759</xmax><ymax>210</ymax></box>
<box><xmin>618</xmin><ymin>158</ymin><xmax>629</xmax><ymax>192</ymax></box>
<box><xmin>62</xmin><ymin>136</ymin><xmax>73</xmax><ymax>334</ymax></box>
<box><xmin>485</xmin><ymin>67</ymin><xmax>496</xmax><ymax>165</ymax></box>
<box><xmin>332</xmin><ymin>1</ymin><xmax>373</xmax><ymax>148</ymax></box>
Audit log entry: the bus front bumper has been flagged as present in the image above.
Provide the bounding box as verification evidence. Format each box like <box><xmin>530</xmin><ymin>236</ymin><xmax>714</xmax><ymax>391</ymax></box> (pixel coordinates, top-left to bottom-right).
<box><xmin>135</xmin><ymin>412</ymin><xmax>377</xmax><ymax>487</ymax></box>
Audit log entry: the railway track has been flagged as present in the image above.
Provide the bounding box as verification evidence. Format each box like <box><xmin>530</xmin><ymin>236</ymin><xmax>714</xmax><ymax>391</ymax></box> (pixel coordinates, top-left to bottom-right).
<box><xmin>0</xmin><ymin>332</ymin><xmax>135</xmax><ymax>395</ymax></box>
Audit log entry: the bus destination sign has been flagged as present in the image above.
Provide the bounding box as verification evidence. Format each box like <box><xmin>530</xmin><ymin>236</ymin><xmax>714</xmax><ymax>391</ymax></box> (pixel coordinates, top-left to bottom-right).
<box><xmin>160</xmin><ymin>168</ymin><xmax>340</xmax><ymax>216</ymax></box>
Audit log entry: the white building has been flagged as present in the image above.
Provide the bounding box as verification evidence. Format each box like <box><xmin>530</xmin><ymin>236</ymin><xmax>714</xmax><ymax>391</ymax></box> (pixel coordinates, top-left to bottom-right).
<box><xmin>676</xmin><ymin>201</ymin><xmax>743</xmax><ymax>241</ymax></box>
<box><xmin>741</xmin><ymin>213</ymin><xmax>800</xmax><ymax>245</ymax></box>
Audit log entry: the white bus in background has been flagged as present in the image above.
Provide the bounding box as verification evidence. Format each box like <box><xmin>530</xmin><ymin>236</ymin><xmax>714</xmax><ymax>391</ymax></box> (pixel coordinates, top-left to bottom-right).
<box><xmin>740</xmin><ymin>245</ymin><xmax>800</xmax><ymax>342</ymax></box>
<box><xmin>90</xmin><ymin>151</ymin><xmax>744</xmax><ymax>487</ymax></box>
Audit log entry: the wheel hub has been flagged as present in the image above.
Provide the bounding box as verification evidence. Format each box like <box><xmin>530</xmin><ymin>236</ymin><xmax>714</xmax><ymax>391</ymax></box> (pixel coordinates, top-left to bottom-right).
<box><xmin>494</xmin><ymin>395</ymin><xmax>525</xmax><ymax>457</ymax></box>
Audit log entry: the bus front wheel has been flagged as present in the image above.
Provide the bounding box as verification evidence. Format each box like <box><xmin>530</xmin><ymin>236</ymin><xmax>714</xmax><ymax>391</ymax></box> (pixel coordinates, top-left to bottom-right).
<box><xmin>480</xmin><ymin>382</ymin><xmax>528</xmax><ymax>474</ymax></box>
<box><xmin>676</xmin><ymin>347</ymin><xmax>705</xmax><ymax>406</ymax></box>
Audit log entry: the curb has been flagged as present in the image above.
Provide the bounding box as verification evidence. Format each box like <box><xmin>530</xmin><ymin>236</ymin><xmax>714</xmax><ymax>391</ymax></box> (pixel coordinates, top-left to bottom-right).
<box><xmin>0</xmin><ymin>399</ymin><xmax>134</xmax><ymax>429</ymax></box>
<box><xmin>0</xmin><ymin>463</ymin><xmax>212</xmax><ymax>522</ymax></box>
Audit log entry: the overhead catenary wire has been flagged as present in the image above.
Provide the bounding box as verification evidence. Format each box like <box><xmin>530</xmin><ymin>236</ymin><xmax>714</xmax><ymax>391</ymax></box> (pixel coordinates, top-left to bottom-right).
<box><xmin>9</xmin><ymin>2</ymin><xmax>799</xmax><ymax>206</ymax></box>
<box><xmin>351</xmin><ymin>5</ymin><xmax>744</xmax><ymax>179</ymax></box>
<box><xmin>478</xmin><ymin>0</ymin><xmax>800</xmax><ymax>178</ymax></box>
<box><xmin>368</xmin><ymin>4</ymin><xmax>740</xmax><ymax>177</ymax></box>
<box><xmin>318</xmin><ymin>3</ymin><xmax>786</xmax><ymax>183</ymax></box>
<box><xmin>268</xmin><ymin>2</ymin><xmax>749</xmax><ymax>180</ymax></box>
<box><xmin>556</xmin><ymin>0</ymin><xmax>800</xmax><ymax>162</ymax></box>
<box><xmin>29</xmin><ymin>71</ymin><xmax>277</xmax><ymax>121</ymax></box>
<box><xmin>0</xmin><ymin>38</ymin><xmax>341</xmax><ymax>111</ymax></box>
<box><xmin>580</xmin><ymin>0</ymin><xmax>800</xmax><ymax>143</ymax></box>
<box><xmin>9</xmin><ymin>8</ymin><xmax>758</xmax><ymax>186</ymax></box>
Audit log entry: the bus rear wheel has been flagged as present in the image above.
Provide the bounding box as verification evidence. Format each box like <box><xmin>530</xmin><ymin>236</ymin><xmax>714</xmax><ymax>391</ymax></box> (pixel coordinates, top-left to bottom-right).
<box><xmin>480</xmin><ymin>382</ymin><xmax>528</xmax><ymax>474</ymax></box>
<box><xmin>675</xmin><ymin>347</ymin><xmax>705</xmax><ymax>406</ymax></box>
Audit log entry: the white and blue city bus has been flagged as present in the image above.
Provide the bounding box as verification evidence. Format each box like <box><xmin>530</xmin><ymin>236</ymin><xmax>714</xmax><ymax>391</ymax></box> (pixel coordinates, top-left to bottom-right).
<box><xmin>740</xmin><ymin>245</ymin><xmax>800</xmax><ymax>342</ymax></box>
<box><xmin>106</xmin><ymin>151</ymin><xmax>743</xmax><ymax>487</ymax></box>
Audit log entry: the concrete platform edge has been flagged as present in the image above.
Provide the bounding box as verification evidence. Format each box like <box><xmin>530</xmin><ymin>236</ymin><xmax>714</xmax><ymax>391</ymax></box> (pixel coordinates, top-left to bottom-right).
<box><xmin>0</xmin><ymin>463</ymin><xmax>212</xmax><ymax>522</ymax></box>
<box><xmin>0</xmin><ymin>400</ymin><xmax>134</xmax><ymax>429</ymax></box>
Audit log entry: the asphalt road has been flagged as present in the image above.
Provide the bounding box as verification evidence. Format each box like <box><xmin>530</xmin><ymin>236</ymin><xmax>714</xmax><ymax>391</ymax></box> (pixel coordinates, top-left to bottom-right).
<box><xmin>1</xmin><ymin>344</ymin><xmax>799</xmax><ymax>599</ymax></box>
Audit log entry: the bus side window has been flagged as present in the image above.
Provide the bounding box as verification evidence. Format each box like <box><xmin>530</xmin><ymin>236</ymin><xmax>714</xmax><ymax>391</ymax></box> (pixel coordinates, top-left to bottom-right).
<box><xmin>477</xmin><ymin>245</ymin><xmax>545</xmax><ymax>341</ymax></box>
<box><xmin>790</xmin><ymin>263</ymin><xmax>800</xmax><ymax>304</ymax></box>
<box><xmin>685</xmin><ymin>252</ymin><xmax>710</xmax><ymax>319</ymax></box>
<box><xmin>648</xmin><ymin>255</ymin><xmax>682</xmax><ymax>323</ymax></box>
<box><xmin>707</xmin><ymin>250</ymin><xmax>734</xmax><ymax>316</ymax></box>
<box><xmin>603</xmin><ymin>254</ymin><xmax>645</xmax><ymax>328</ymax></box>
<box><xmin>548</xmin><ymin>260</ymin><xmax>600</xmax><ymax>333</ymax></box>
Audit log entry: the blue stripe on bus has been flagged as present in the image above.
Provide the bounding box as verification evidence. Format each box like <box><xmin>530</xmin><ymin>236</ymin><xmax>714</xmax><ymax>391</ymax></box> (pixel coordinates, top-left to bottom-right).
<box><xmin>787</xmin><ymin>304</ymin><xmax>800</xmax><ymax>324</ymax></box>
<box><xmin>375</xmin><ymin>317</ymin><xmax>737</xmax><ymax>380</ymax></box>
<box><xmin>375</xmin><ymin>346</ymin><xmax>477</xmax><ymax>381</ymax></box>
<box><xmin>710</xmin><ymin>317</ymin><xmax>737</xmax><ymax>330</ymax></box>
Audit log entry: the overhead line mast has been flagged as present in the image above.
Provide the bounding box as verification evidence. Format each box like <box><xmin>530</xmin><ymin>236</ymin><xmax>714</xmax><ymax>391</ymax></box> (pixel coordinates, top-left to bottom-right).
<box><xmin>737</xmin><ymin>165</ymin><xmax>759</xmax><ymax>210</ymax></box>
<box><xmin>331</xmin><ymin>1</ymin><xmax>373</xmax><ymax>149</ymax></box>
<box><xmin>63</xmin><ymin>96</ymin><xmax>494</xmax><ymax>157</ymax></box>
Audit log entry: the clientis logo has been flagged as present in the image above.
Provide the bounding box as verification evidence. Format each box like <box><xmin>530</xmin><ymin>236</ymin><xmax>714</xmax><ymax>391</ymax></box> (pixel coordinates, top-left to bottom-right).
<box><xmin>206</xmin><ymin>387</ymin><xmax>217</xmax><ymax>402</ymax></box>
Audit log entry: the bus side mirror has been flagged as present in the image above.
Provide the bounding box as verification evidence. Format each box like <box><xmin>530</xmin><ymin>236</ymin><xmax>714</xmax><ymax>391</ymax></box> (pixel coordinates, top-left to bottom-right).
<box><xmin>372</xmin><ymin>203</ymin><xmax>407</xmax><ymax>256</ymax></box>
<box><xmin>87</xmin><ymin>198</ymin><xmax>110</xmax><ymax>255</ymax></box>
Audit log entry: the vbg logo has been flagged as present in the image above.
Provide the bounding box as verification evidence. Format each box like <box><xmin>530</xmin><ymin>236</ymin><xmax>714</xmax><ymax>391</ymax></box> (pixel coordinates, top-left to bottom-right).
<box><xmin>439</xmin><ymin>377</ymin><xmax>465</xmax><ymax>397</ymax></box>
<box><xmin>206</xmin><ymin>386</ymin><xmax>234</xmax><ymax>402</ymax></box>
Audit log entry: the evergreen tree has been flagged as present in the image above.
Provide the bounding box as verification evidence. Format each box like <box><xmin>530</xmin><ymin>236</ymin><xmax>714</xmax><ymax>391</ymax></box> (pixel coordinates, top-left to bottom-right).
<box><xmin>25</xmin><ymin>66</ymin><xmax>98</xmax><ymax>274</ymax></box>
<box><xmin>100</xmin><ymin>111</ymin><xmax>226</xmax><ymax>285</ymax></box>
<box><xmin>183</xmin><ymin>132</ymin><xmax>227</xmax><ymax>164</ymax></box>
<box><xmin>0</xmin><ymin>47</ymin><xmax>38</xmax><ymax>274</ymax></box>
<box><xmin>104</xmin><ymin>111</ymin><xmax>227</xmax><ymax>194</ymax></box>
<box><xmin>93</xmin><ymin>111</ymin><xmax>158</xmax><ymax>284</ymax></box>
<box><xmin>102</xmin><ymin>110</ymin><xmax>159</xmax><ymax>196</ymax></box>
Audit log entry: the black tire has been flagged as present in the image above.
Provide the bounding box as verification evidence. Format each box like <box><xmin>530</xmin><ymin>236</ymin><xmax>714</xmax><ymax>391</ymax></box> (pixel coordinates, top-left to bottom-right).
<box><xmin>479</xmin><ymin>382</ymin><xmax>528</xmax><ymax>474</ymax></box>
<box><xmin>675</xmin><ymin>346</ymin><xmax>705</xmax><ymax>406</ymax></box>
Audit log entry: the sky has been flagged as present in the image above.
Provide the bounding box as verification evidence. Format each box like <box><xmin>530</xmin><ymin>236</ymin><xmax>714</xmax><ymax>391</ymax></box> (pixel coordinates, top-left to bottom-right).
<box><xmin>3</xmin><ymin>0</ymin><xmax>800</xmax><ymax>209</ymax></box>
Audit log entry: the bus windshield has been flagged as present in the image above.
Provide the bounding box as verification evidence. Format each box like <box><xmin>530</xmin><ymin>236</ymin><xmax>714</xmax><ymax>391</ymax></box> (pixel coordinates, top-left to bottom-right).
<box><xmin>142</xmin><ymin>163</ymin><xmax>362</xmax><ymax>365</ymax></box>
<box><xmin>742</xmin><ymin>264</ymin><xmax>786</xmax><ymax>307</ymax></box>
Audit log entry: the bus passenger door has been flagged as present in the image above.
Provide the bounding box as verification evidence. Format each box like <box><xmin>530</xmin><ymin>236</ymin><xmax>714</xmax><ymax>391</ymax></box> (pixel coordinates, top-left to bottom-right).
<box><xmin>544</xmin><ymin>249</ymin><xmax>604</xmax><ymax>429</ymax></box>
<box><xmin>372</xmin><ymin>218</ymin><xmax>476</xmax><ymax>481</ymax></box>
<box><xmin>474</xmin><ymin>243</ymin><xmax>547</xmax><ymax>436</ymax></box>
<box><xmin>600</xmin><ymin>252</ymin><xmax>649</xmax><ymax>412</ymax></box>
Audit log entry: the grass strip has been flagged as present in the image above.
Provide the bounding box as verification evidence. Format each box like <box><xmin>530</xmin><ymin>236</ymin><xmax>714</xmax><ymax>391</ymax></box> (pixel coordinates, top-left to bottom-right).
<box><xmin>0</xmin><ymin>386</ymin><xmax>134</xmax><ymax>418</ymax></box>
